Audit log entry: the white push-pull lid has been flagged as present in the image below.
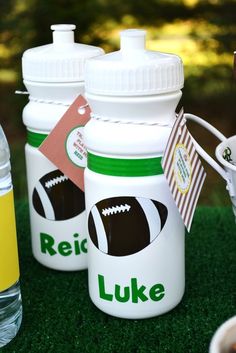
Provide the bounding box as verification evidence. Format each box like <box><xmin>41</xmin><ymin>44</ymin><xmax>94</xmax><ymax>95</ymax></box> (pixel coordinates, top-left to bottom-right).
<box><xmin>85</xmin><ymin>29</ymin><xmax>184</xmax><ymax>96</ymax></box>
<box><xmin>22</xmin><ymin>24</ymin><xmax>104</xmax><ymax>83</ymax></box>
<box><xmin>120</xmin><ymin>29</ymin><xmax>146</xmax><ymax>51</ymax></box>
<box><xmin>51</xmin><ymin>24</ymin><xmax>76</xmax><ymax>44</ymax></box>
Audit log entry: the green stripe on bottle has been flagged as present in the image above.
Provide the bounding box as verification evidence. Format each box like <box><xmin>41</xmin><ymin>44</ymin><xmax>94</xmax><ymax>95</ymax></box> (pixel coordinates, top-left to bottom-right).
<box><xmin>27</xmin><ymin>131</ymin><xmax>48</xmax><ymax>148</ymax></box>
<box><xmin>87</xmin><ymin>152</ymin><xmax>164</xmax><ymax>177</ymax></box>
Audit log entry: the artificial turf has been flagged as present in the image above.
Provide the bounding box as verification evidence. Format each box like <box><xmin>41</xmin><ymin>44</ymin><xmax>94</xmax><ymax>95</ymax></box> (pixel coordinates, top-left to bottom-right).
<box><xmin>2</xmin><ymin>202</ymin><xmax>236</xmax><ymax>353</ymax></box>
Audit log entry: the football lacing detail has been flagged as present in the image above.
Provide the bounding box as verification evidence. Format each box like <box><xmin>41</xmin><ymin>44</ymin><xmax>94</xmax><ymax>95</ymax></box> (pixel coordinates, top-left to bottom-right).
<box><xmin>102</xmin><ymin>204</ymin><xmax>131</xmax><ymax>216</ymax></box>
<box><xmin>45</xmin><ymin>175</ymin><xmax>69</xmax><ymax>189</ymax></box>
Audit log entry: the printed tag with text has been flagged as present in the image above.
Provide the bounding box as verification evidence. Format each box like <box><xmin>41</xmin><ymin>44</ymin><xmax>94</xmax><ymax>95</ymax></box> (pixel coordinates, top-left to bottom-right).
<box><xmin>162</xmin><ymin>108</ymin><xmax>206</xmax><ymax>232</ymax></box>
<box><xmin>39</xmin><ymin>95</ymin><xmax>90</xmax><ymax>191</ymax></box>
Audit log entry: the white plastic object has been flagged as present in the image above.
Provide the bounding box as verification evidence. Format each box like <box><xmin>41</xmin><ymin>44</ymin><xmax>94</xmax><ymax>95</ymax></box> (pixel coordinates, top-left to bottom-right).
<box><xmin>216</xmin><ymin>136</ymin><xmax>236</xmax><ymax>219</ymax></box>
<box><xmin>209</xmin><ymin>316</ymin><xmax>236</xmax><ymax>353</ymax></box>
<box><xmin>84</xmin><ymin>29</ymin><xmax>185</xmax><ymax>319</ymax></box>
<box><xmin>22</xmin><ymin>25</ymin><xmax>104</xmax><ymax>271</ymax></box>
<box><xmin>22</xmin><ymin>24</ymin><xmax>104</xmax><ymax>83</ymax></box>
<box><xmin>184</xmin><ymin>113</ymin><xmax>236</xmax><ymax>197</ymax></box>
<box><xmin>0</xmin><ymin>126</ymin><xmax>10</xmax><ymax>180</ymax></box>
<box><xmin>85</xmin><ymin>29</ymin><xmax>184</xmax><ymax>96</ymax></box>
<box><xmin>51</xmin><ymin>24</ymin><xmax>76</xmax><ymax>44</ymax></box>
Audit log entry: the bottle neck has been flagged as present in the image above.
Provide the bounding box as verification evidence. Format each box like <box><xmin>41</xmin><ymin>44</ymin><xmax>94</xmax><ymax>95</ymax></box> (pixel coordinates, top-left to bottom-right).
<box><xmin>23</xmin><ymin>80</ymin><xmax>85</xmax><ymax>105</ymax></box>
<box><xmin>86</xmin><ymin>91</ymin><xmax>182</xmax><ymax>124</ymax></box>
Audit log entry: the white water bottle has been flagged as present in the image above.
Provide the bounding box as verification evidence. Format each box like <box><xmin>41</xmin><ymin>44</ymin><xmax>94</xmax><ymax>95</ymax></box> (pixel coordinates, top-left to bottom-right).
<box><xmin>0</xmin><ymin>125</ymin><xmax>22</xmax><ymax>347</ymax></box>
<box><xmin>84</xmin><ymin>29</ymin><xmax>185</xmax><ymax>318</ymax></box>
<box><xmin>22</xmin><ymin>24</ymin><xmax>104</xmax><ymax>271</ymax></box>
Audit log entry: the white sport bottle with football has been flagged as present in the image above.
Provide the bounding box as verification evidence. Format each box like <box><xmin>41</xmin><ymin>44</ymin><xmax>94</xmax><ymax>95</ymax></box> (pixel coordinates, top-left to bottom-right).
<box><xmin>22</xmin><ymin>24</ymin><xmax>103</xmax><ymax>270</ymax></box>
<box><xmin>84</xmin><ymin>29</ymin><xmax>185</xmax><ymax>318</ymax></box>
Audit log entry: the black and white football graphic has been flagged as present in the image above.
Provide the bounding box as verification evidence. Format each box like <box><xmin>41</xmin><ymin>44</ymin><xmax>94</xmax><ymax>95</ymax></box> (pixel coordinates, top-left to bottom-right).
<box><xmin>88</xmin><ymin>196</ymin><xmax>168</xmax><ymax>256</ymax></box>
<box><xmin>32</xmin><ymin>169</ymin><xmax>85</xmax><ymax>221</ymax></box>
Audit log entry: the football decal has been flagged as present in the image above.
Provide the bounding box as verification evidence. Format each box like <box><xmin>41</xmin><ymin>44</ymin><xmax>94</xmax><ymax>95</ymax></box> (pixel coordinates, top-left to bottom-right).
<box><xmin>88</xmin><ymin>196</ymin><xmax>168</xmax><ymax>256</ymax></box>
<box><xmin>32</xmin><ymin>169</ymin><xmax>85</xmax><ymax>221</ymax></box>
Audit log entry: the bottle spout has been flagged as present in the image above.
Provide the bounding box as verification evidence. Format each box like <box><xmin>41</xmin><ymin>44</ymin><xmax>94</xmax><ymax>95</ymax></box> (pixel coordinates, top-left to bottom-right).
<box><xmin>120</xmin><ymin>29</ymin><xmax>146</xmax><ymax>52</ymax></box>
<box><xmin>51</xmin><ymin>24</ymin><xmax>76</xmax><ymax>45</ymax></box>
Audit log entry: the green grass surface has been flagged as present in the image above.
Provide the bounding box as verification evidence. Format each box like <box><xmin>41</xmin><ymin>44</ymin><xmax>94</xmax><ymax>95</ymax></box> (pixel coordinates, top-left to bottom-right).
<box><xmin>2</xmin><ymin>203</ymin><xmax>236</xmax><ymax>353</ymax></box>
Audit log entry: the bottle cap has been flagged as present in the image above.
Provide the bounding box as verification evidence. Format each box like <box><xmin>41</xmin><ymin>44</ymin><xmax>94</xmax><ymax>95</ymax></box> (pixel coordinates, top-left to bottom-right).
<box><xmin>22</xmin><ymin>24</ymin><xmax>104</xmax><ymax>83</ymax></box>
<box><xmin>85</xmin><ymin>29</ymin><xmax>184</xmax><ymax>96</ymax></box>
<box><xmin>0</xmin><ymin>125</ymin><xmax>10</xmax><ymax>179</ymax></box>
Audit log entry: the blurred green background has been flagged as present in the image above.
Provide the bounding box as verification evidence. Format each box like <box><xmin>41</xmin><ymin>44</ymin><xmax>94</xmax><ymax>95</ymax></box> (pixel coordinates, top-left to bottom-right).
<box><xmin>0</xmin><ymin>0</ymin><xmax>236</xmax><ymax>204</ymax></box>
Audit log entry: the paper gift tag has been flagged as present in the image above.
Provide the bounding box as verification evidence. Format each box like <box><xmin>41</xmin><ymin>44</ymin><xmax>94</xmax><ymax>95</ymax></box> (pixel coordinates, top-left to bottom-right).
<box><xmin>162</xmin><ymin>108</ymin><xmax>206</xmax><ymax>232</ymax></box>
<box><xmin>39</xmin><ymin>95</ymin><xmax>90</xmax><ymax>192</ymax></box>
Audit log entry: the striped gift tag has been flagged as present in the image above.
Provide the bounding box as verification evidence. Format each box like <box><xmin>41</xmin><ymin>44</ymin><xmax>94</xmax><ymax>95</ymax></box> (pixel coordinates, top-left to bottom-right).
<box><xmin>162</xmin><ymin>108</ymin><xmax>206</xmax><ymax>232</ymax></box>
